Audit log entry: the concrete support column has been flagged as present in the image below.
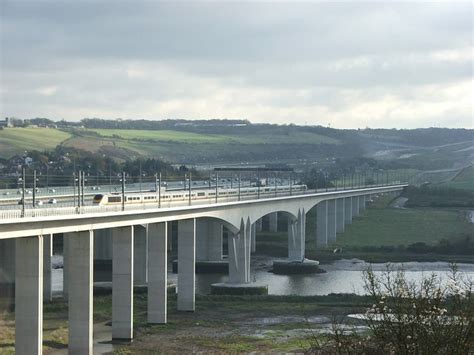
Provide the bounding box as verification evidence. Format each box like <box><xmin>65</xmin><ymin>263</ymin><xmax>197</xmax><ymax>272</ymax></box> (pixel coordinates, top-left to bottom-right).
<box><xmin>316</xmin><ymin>201</ymin><xmax>328</xmax><ymax>247</ymax></box>
<box><xmin>0</xmin><ymin>239</ymin><xmax>15</xmax><ymax>309</ymax></box>
<box><xmin>68</xmin><ymin>231</ymin><xmax>93</xmax><ymax>354</ymax></box>
<box><xmin>112</xmin><ymin>226</ymin><xmax>134</xmax><ymax>341</ymax></box>
<box><xmin>148</xmin><ymin>222</ymin><xmax>167</xmax><ymax>324</ymax></box>
<box><xmin>359</xmin><ymin>195</ymin><xmax>366</xmax><ymax>211</ymax></box>
<box><xmin>327</xmin><ymin>200</ymin><xmax>337</xmax><ymax>244</ymax></box>
<box><xmin>228</xmin><ymin>218</ymin><xmax>251</xmax><ymax>284</ymax></box>
<box><xmin>63</xmin><ymin>234</ymin><xmax>69</xmax><ymax>300</ymax></box>
<box><xmin>268</xmin><ymin>212</ymin><xmax>278</xmax><ymax>232</ymax></box>
<box><xmin>256</xmin><ymin>218</ymin><xmax>263</xmax><ymax>232</ymax></box>
<box><xmin>15</xmin><ymin>236</ymin><xmax>43</xmax><ymax>355</ymax></box>
<box><xmin>336</xmin><ymin>199</ymin><xmax>345</xmax><ymax>234</ymax></box>
<box><xmin>251</xmin><ymin>222</ymin><xmax>256</xmax><ymax>253</ymax></box>
<box><xmin>344</xmin><ymin>197</ymin><xmax>352</xmax><ymax>225</ymax></box>
<box><xmin>43</xmin><ymin>234</ymin><xmax>53</xmax><ymax>303</ymax></box>
<box><xmin>288</xmin><ymin>209</ymin><xmax>306</xmax><ymax>261</ymax></box>
<box><xmin>178</xmin><ymin>219</ymin><xmax>196</xmax><ymax>311</ymax></box>
<box><xmin>134</xmin><ymin>225</ymin><xmax>148</xmax><ymax>285</ymax></box>
<box><xmin>93</xmin><ymin>229</ymin><xmax>112</xmax><ymax>260</ymax></box>
<box><xmin>167</xmin><ymin>222</ymin><xmax>173</xmax><ymax>252</ymax></box>
<box><xmin>352</xmin><ymin>196</ymin><xmax>360</xmax><ymax>217</ymax></box>
<box><xmin>196</xmin><ymin>218</ymin><xmax>223</xmax><ymax>261</ymax></box>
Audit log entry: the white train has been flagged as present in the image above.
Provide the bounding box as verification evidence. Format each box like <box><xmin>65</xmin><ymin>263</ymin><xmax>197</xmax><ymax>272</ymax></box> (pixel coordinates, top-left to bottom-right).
<box><xmin>93</xmin><ymin>184</ymin><xmax>307</xmax><ymax>206</ymax></box>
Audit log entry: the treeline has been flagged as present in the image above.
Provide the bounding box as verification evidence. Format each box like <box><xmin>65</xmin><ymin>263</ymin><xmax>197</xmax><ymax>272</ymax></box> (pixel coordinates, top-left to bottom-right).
<box><xmin>1</xmin><ymin>147</ymin><xmax>199</xmax><ymax>187</ymax></box>
<box><xmin>355</xmin><ymin>235</ymin><xmax>474</xmax><ymax>256</ymax></box>
<box><xmin>79</xmin><ymin>118</ymin><xmax>250</xmax><ymax>131</ymax></box>
<box><xmin>303</xmin><ymin>156</ymin><xmax>393</xmax><ymax>189</ymax></box>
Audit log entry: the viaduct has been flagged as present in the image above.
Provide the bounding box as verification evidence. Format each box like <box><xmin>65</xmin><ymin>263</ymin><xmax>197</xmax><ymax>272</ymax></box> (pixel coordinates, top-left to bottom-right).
<box><xmin>0</xmin><ymin>183</ymin><xmax>405</xmax><ymax>354</ymax></box>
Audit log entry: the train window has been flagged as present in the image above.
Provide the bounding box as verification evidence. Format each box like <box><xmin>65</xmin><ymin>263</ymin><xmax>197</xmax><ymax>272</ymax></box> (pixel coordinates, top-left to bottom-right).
<box><xmin>197</xmin><ymin>192</ymin><xmax>205</xmax><ymax>197</ymax></box>
<box><xmin>108</xmin><ymin>196</ymin><xmax>121</xmax><ymax>203</ymax></box>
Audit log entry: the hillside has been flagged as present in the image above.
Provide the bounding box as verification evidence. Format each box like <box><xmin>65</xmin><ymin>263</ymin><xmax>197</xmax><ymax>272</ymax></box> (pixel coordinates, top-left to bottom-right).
<box><xmin>0</xmin><ymin>127</ymin><xmax>72</xmax><ymax>158</ymax></box>
<box><xmin>0</xmin><ymin>120</ymin><xmax>472</xmax><ymax>169</ymax></box>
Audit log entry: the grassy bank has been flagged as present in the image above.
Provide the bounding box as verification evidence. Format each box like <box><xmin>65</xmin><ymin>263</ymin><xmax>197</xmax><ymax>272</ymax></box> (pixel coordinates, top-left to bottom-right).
<box><xmin>256</xmin><ymin>195</ymin><xmax>474</xmax><ymax>263</ymax></box>
<box><xmin>0</xmin><ymin>293</ymin><xmax>369</xmax><ymax>354</ymax></box>
<box><xmin>0</xmin><ymin>127</ymin><xmax>71</xmax><ymax>159</ymax></box>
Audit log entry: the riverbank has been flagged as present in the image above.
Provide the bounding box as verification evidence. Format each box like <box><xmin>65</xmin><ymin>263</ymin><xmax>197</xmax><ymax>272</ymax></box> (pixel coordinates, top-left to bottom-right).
<box><xmin>257</xmin><ymin>195</ymin><xmax>473</xmax><ymax>264</ymax></box>
<box><xmin>0</xmin><ymin>293</ymin><xmax>371</xmax><ymax>354</ymax></box>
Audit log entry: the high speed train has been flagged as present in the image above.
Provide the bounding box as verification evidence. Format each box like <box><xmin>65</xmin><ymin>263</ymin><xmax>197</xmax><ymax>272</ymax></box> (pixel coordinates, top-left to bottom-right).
<box><xmin>93</xmin><ymin>184</ymin><xmax>307</xmax><ymax>206</ymax></box>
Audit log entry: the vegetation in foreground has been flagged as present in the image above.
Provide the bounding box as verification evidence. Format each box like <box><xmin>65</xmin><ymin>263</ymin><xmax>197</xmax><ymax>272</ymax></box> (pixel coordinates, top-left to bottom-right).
<box><xmin>307</xmin><ymin>265</ymin><xmax>473</xmax><ymax>354</ymax></box>
<box><xmin>1</xmin><ymin>269</ymin><xmax>471</xmax><ymax>354</ymax></box>
<box><xmin>0</xmin><ymin>292</ymin><xmax>372</xmax><ymax>354</ymax></box>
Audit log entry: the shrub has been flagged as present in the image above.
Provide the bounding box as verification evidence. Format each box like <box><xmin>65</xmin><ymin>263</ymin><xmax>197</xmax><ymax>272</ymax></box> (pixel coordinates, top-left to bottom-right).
<box><xmin>307</xmin><ymin>264</ymin><xmax>473</xmax><ymax>354</ymax></box>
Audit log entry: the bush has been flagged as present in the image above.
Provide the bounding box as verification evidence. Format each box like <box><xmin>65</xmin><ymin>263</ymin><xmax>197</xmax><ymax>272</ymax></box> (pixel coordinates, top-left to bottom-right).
<box><xmin>307</xmin><ymin>264</ymin><xmax>473</xmax><ymax>354</ymax></box>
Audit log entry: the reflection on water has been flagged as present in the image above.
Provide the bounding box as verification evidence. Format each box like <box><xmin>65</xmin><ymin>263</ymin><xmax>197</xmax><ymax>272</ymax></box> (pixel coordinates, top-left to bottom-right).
<box><xmin>52</xmin><ymin>257</ymin><xmax>474</xmax><ymax>296</ymax></box>
<box><xmin>194</xmin><ymin>258</ymin><xmax>474</xmax><ymax>296</ymax></box>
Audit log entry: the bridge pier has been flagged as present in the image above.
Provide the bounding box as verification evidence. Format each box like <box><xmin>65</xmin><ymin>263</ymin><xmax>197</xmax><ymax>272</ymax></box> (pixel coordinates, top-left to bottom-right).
<box><xmin>251</xmin><ymin>222</ymin><xmax>257</xmax><ymax>253</ymax></box>
<box><xmin>196</xmin><ymin>218</ymin><xmax>223</xmax><ymax>261</ymax></box>
<box><xmin>148</xmin><ymin>222</ymin><xmax>167</xmax><ymax>324</ymax></box>
<box><xmin>0</xmin><ymin>239</ymin><xmax>15</xmax><ymax>311</ymax></box>
<box><xmin>288</xmin><ymin>209</ymin><xmax>305</xmax><ymax>261</ymax></box>
<box><xmin>256</xmin><ymin>218</ymin><xmax>263</xmax><ymax>232</ymax></box>
<box><xmin>344</xmin><ymin>197</ymin><xmax>352</xmax><ymax>225</ymax></box>
<box><xmin>336</xmin><ymin>199</ymin><xmax>345</xmax><ymax>234</ymax></box>
<box><xmin>327</xmin><ymin>200</ymin><xmax>337</xmax><ymax>244</ymax></box>
<box><xmin>228</xmin><ymin>218</ymin><xmax>251</xmax><ymax>284</ymax></box>
<box><xmin>359</xmin><ymin>195</ymin><xmax>366</xmax><ymax>211</ymax></box>
<box><xmin>15</xmin><ymin>235</ymin><xmax>43</xmax><ymax>355</ymax></box>
<box><xmin>43</xmin><ymin>234</ymin><xmax>53</xmax><ymax>303</ymax></box>
<box><xmin>316</xmin><ymin>201</ymin><xmax>328</xmax><ymax>247</ymax></box>
<box><xmin>68</xmin><ymin>231</ymin><xmax>93</xmax><ymax>354</ymax></box>
<box><xmin>134</xmin><ymin>225</ymin><xmax>148</xmax><ymax>285</ymax></box>
<box><xmin>178</xmin><ymin>219</ymin><xmax>196</xmax><ymax>312</ymax></box>
<box><xmin>63</xmin><ymin>234</ymin><xmax>69</xmax><ymax>300</ymax></box>
<box><xmin>352</xmin><ymin>196</ymin><xmax>360</xmax><ymax>217</ymax></box>
<box><xmin>167</xmin><ymin>222</ymin><xmax>173</xmax><ymax>251</ymax></box>
<box><xmin>268</xmin><ymin>212</ymin><xmax>278</xmax><ymax>232</ymax></box>
<box><xmin>112</xmin><ymin>226</ymin><xmax>134</xmax><ymax>341</ymax></box>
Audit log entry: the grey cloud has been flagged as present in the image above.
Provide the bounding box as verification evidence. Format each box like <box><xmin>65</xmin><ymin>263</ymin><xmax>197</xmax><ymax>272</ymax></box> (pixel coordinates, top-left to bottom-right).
<box><xmin>1</xmin><ymin>1</ymin><xmax>472</xmax><ymax>128</ymax></box>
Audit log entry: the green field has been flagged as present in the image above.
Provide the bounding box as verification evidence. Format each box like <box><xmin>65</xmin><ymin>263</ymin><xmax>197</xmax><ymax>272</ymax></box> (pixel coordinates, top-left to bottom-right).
<box><xmin>0</xmin><ymin>127</ymin><xmax>71</xmax><ymax>158</ymax></box>
<box><xmin>89</xmin><ymin>128</ymin><xmax>228</xmax><ymax>143</ymax></box>
<box><xmin>437</xmin><ymin>165</ymin><xmax>474</xmax><ymax>191</ymax></box>
<box><xmin>335</xmin><ymin>196</ymin><xmax>472</xmax><ymax>248</ymax></box>
<box><xmin>87</xmin><ymin>128</ymin><xmax>340</xmax><ymax>145</ymax></box>
<box><xmin>255</xmin><ymin>195</ymin><xmax>474</xmax><ymax>263</ymax></box>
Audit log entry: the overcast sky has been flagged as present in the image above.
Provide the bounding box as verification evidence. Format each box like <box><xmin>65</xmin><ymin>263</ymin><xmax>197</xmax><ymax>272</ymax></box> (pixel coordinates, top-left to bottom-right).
<box><xmin>0</xmin><ymin>1</ymin><xmax>472</xmax><ymax>128</ymax></box>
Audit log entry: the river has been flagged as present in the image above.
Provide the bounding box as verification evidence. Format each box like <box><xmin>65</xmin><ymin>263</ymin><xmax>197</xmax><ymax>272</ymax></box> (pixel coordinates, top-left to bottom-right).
<box><xmin>51</xmin><ymin>255</ymin><xmax>474</xmax><ymax>296</ymax></box>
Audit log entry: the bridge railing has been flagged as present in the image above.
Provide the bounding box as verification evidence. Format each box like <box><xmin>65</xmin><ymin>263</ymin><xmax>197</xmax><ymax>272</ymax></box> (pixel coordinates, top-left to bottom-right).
<box><xmin>0</xmin><ymin>183</ymin><xmax>407</xmax><ymax>221</ymax></box>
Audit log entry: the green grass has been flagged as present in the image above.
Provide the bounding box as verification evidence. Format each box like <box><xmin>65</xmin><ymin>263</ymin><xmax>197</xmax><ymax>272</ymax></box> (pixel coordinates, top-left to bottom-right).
<box><xmin>0</xmin><ymin>127</ymin><xmax>71</xmax><ymax>158</ymax></box>
<box><xmin>437</xmin><ymin>165</ymin><xmax>474</xmax><ymax>191</ymax></box>
<box><xmin>89</xmin><ymin>128</ymin><xmax>228</xmax><ymax>143</ymax></box>
<box><xmin>86</xmin><ymin>128</ymin><xmax>340</xmax><ymax>145</ymax></box>
<box><xmin>255</xmin><ymin>195</ymin><xmax>474</xmax><ymax>263</ymax></box>
<box><xmin>335</xmin><ymin>196</ymin><xmax>472</xmax><ymax>248</ymax></box>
